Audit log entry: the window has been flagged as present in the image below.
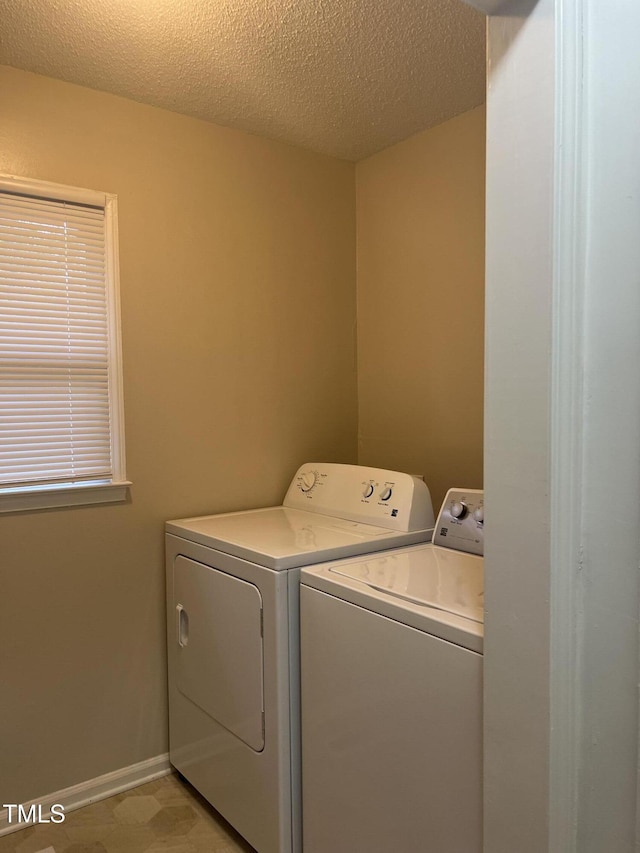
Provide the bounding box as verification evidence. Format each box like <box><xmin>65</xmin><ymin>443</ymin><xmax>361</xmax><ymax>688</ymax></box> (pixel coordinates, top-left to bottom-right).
<box><xmin>0</xmin><ymin>175</ymin><xmax>129</xmax><ymax>512</ymax></box>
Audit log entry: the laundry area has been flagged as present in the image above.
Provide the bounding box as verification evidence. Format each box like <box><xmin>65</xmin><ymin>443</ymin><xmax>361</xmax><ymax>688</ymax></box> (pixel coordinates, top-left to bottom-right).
<box><xmin>1</xmin><ymin>1</ymin><xmax>486</xmax><ymax>845</ymax></box>
<box><xmin>3</xmin><ymin>0</ymin><xmax>640</xmax><ymax>852</ymax></box>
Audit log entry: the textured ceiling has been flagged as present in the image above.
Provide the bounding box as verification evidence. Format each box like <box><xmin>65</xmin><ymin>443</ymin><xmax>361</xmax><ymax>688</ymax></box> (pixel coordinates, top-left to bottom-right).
<box><xmin>0</xmin><ymin>0</ymin><xmax>485</xmax><ymax>161</ymax></box>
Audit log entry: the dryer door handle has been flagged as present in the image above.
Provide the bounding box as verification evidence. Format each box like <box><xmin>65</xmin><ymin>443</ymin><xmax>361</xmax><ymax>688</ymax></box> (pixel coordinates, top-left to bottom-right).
<box><xmin>176</xmin><ymin>604</ymin><xmax>189</xmax><ymax>647</ymax></box>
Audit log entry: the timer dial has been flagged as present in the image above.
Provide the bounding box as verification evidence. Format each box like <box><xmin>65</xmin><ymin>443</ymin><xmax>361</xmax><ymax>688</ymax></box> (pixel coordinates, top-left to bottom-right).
<box><xmin>473</xmin><ymin>506</ymin><xmax>484</xmax><ymax>524</ymax></box>
<box><xmin>450</xmin><ymin>500</ymin><xmax>467</xmax><ymax>519</ymax></box>
<box><xmin>300</xmin><ymin>471</ymin><xmax>317</xmax><ymax>492</ymax></box>
<box><xmin>380</xmin><ymin>487</ymin><xmax>393</xmax><ymax>502</ymax></box>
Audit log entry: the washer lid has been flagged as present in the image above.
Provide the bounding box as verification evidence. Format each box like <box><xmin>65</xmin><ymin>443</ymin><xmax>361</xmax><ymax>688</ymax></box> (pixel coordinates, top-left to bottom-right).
<box><xmin>300</xmin><ymin>543</ymin><xmax>483</xmax><ymax>650</ymax></box>
<box><xmin>166</xmin><ymin>506</ymin><xmax>433</xmax><ymax>570</ymax></box>
<box><xmin>329</xmin><ymin>546</ymin><xmax>484</xmax><ymax>623</ymax></box>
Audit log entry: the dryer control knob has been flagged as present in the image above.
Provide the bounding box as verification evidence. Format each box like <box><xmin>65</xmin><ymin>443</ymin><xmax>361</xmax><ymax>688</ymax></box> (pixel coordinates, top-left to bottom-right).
<box><xmin>450</xmin><ymin>500</ymin><xmax>468</xmax><ymax>519</ymax></box>
<box><xmin>363</xmin><ymin>484</ymin><xmax>374</xmax><ymax>499</ymax></box>
<box><xmin>473</xmin><ymin>505</ymin><xmax>484</xmax><ymax>524</ymax></box>
<box><xmin>380</xmin><ymin>487</ymin><xmax>393</xmax><ymax>501</ymax></box>
<box><xmin>300</xmin><ymin>471</ymin><xmax>317</xmax><ymax>492</ymax></box>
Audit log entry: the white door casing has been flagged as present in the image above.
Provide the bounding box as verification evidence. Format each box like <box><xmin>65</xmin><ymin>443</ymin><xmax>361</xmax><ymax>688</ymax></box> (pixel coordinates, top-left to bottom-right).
<box><xmin>460</xmin><ymin>0</ymin><xmax>640</xmax><ymax>851</ymax></box>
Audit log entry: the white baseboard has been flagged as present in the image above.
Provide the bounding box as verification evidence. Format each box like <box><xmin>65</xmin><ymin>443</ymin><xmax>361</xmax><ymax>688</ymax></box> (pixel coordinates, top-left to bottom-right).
<box><xmin>0</xmin><ymin>753</ymin><xmax>172</xmax><ymax>837</ymax></box>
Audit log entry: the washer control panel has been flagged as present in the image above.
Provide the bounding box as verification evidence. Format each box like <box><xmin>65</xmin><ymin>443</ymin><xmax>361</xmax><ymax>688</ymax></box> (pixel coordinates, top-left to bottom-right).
<box><xmin>433</xmin><ymin>488</ymin><xmax>484</xmax><ymax>556</ymax></box>
<box><xmin>283</xmin><ymin>463</ymin><xmax>435</xmax><ymax>533</ymax></box>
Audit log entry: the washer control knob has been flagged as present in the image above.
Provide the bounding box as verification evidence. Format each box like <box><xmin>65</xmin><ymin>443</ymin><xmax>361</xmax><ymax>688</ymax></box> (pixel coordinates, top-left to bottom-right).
<box><xmin>300</xmin><ymin>471</ymin><xmax>317</xmax><ymax>492</ymax></box>
<box><xmin>363</xmin><ymin>484</ymin><xmax>374</xmax><ymax>499</ymax></box>
<box><xmin>380</xmin><ymin>487</ymin><xmax>393</xmax><ymax>501</ymax></box>
<box><xmin>473</xmin><ymin>505</ymin><xmax>484</xmax><ymax>524</ymax></box>
<box><xmin>450</xmin><ymin>500</ymin><xmax>467</xmax><ymax>519</ymax></box>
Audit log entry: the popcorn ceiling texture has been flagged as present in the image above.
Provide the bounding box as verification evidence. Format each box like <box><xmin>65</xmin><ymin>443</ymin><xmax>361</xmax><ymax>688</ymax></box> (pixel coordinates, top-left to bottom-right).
<box><xmin>0</xmin><ymin>0</ymin><xmax>485</xmax><ymax>160</ymax></box>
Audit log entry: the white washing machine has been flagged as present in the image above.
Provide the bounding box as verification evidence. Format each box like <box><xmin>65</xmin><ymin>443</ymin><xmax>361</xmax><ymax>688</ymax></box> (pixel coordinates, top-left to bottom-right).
<box><xmin>165</xmin><ymin>463</ymin><xmax>435</xmax><ymax>853</ymax></box>
<box><xmin>300</xmin><ymin>488</ymin><xmax>484</xmax><ymax>853</ymax></box>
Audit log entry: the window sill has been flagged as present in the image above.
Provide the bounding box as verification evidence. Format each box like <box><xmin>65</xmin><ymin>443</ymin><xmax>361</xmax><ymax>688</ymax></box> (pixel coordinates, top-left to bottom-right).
<box><xmin>0</xmin><ymin>481</ymin><xmax>132</xmax><ymax>514</ymax></box>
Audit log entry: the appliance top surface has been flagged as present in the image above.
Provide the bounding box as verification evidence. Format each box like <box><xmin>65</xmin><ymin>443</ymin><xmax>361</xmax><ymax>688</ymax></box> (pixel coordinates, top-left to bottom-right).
<box><xmin>327</xmin><ymin>544</ymin><xmax>483</xmax><ymax>622</ymax></box>
<box><xmin>301</xmin><ymin>542</ymin><xmax>484</xmax><ymax>650</ymax></box>
<box><xmin>166</xmin><ymin>506</ymin><xmax>433</xmax><ymax>570</ymax></box>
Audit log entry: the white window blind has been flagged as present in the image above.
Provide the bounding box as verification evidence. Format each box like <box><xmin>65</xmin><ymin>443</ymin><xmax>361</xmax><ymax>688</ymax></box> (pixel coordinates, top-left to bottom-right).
<box><xmin>0</xmin><ymin>177</ymin><xmax>127</xmax><ymax>509</ymax></box>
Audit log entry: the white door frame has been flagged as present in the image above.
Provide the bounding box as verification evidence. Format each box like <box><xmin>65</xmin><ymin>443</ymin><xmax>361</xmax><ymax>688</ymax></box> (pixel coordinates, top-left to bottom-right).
<box><xmin>462</xmin><ymin>1</ymin><xmax>640</xmax><ymax>851</ymax></box>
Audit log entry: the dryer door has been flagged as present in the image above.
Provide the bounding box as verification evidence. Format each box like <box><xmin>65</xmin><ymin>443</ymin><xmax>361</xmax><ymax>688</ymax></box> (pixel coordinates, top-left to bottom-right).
<box><xmin>173</xmin><ymin>555</ymin><xmax>265</xmax><ymax>751</ymax></box>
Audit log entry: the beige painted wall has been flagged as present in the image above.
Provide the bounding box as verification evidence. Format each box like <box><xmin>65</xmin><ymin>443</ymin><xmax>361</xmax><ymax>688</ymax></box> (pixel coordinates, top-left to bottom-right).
<box><xmin>0</xmin><ymin>66</ymin><xmax>357</xmax><ymax>804</ymax></box>
<box><xmin>356</xmin><ymin>106</ymin><xmax>485</xmax><ymax>510</ymax></box>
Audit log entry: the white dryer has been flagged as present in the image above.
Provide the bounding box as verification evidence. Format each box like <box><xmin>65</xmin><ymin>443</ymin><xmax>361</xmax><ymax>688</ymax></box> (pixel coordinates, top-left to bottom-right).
<box><xmin>300</xmin><ymin>488</ymin><xmax>484</xmax><ymax>853</ymax></box>
<box><xmin>165</xmin><ymin>463</ymin><xmax>434</xmax><ymax>853</ymax></box>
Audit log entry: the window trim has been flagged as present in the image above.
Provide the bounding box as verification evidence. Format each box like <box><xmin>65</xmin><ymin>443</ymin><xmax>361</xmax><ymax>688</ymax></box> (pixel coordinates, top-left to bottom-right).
<box><xmin>0</xmin><ymin>173</ymin><xmax>130</xmax><ymax>513</ymax></box>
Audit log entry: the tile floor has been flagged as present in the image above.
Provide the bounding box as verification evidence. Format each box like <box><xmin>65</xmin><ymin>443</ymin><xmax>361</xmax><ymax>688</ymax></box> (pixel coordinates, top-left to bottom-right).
<box><xmin>0</xmin><ymin>774</ymin><xmax>256</xmax><ymax>853</ymax></box>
